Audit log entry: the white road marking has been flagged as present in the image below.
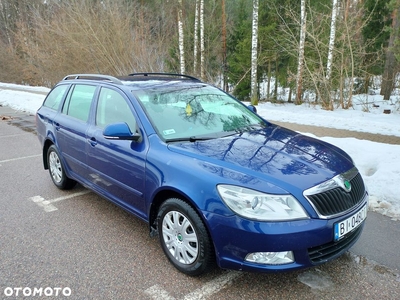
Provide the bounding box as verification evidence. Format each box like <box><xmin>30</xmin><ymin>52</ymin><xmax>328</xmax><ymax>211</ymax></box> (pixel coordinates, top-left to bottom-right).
<box><xmin>145</xmin><ymin>285</ymin><xmax>177</xmax><ymax>300</ymax></box>
<box><xmin>144</xmin><ymin>271</ymin><xmax>242</xmax><ymax>300</ymax></box>
<box><xmin>0</xmin><ymin>154</ymin><xmax>41</xmax><ymax>165</ymax></box>
<box><xmin>29</xmin><ymin>191</ymin><xmax>91</xmax><ymax>212</ymax></box>
<box><xmin>0</xmin><ymin>133</ymin><xmax>31</xmax><ymax>138</ymax></box>
<box><xmin>183</xmin><ymin>271</ymin><xmax>242</xmax><ymax>300</ymax></box>
<box><xmin>297</xmin><ymin>269</ymin><xmax>334</xmax><ymax>291</ymax></box>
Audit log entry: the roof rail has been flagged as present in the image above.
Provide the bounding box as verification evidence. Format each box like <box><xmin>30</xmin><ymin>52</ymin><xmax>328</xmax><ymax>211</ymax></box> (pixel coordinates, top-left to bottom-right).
<box><xmin>127</xmin><ymin>73</ymin><xmax>201</xmax><ymax>82</ymax></box>
<box><xmin>63</xmin><ymin>74</ymin><xmax>123</xmax><ymax>84</ymax></box>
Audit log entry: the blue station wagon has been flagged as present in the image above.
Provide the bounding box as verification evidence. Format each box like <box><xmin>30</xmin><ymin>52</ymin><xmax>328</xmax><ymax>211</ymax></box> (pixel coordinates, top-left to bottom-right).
<box><xmin>36</xmin><ymin>73</ymin><xmax>368</xmax><ymax>276</ymax></box>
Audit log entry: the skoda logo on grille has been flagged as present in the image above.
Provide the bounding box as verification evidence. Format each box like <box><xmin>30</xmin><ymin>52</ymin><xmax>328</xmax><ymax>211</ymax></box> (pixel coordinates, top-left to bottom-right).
<box><xmin>334</xmin><ymin>175</ymin><xmax>352</xmax><ymax>193</ymax></box>
<box><xmin>343</xmin><ymin>179</ymin><xmax>351</xmax><ymax>192</ymax></box>
<box><xmin>339</xmin><ymin>178</ymin><xmax>352</xmax><ymax>193</ymax></box>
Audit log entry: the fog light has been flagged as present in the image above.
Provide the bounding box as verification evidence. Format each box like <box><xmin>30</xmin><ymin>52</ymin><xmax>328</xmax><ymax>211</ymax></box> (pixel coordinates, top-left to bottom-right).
<box><xmin>245</xmin><ymin>251</ymin><xmax>294</xmax><ymax>265</ymax></box>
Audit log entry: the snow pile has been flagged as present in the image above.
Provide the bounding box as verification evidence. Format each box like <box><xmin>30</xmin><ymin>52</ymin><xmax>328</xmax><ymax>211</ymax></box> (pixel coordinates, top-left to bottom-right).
<box><xmin>314</xmin><ymin>135</ymin><xmax>400</xmax><ymax>221</ymax></box>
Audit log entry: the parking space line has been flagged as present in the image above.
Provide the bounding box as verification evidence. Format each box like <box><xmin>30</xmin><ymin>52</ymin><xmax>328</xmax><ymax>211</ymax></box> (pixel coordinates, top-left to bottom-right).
<box><xmin>0</xmin><ymin>154</ymin><xmax>41</xmax><ymax>164</ymax></box>
<box><xmin>183</xmin><ymin>271</ymin><xmax>242</xmax><ymax>300</ymax></box>
<box><xmin>145</xmin><ymin>285</ymin><xmax>176</xmax><ymax>300</ymax></box>
<box><xmin>145</xmin><ymin>271</ymin><xmax>242</xmax><ymax>300</ymax></box>
<box><xmin>0</xmin><ymin>133</ymin><xmax>32</xmax><ymax>138</ymax></box>
<box><xmin>29</xmin><ymin>191</ymin><xmax>91</xmax><ymax>212</ymax></box>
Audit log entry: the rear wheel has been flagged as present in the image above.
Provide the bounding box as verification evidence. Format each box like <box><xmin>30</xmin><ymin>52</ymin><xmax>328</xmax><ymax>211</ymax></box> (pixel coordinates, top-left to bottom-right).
<box><xmin>157</xmin><ymin>198</ymin><xmax>215</xmax><ymax>276</ymax></box>
<box><xmin>47</xmin><ymin>145</ymin><xmax>76</xmax><ymax>190</ymax></box>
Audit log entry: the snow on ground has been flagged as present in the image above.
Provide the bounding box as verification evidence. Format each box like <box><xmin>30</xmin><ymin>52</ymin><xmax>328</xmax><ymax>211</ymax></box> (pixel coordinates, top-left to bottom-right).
<box><xmin>1</xmin><ymin>82</ymin><xmax>399</xmax><ymax>220</ymax></box>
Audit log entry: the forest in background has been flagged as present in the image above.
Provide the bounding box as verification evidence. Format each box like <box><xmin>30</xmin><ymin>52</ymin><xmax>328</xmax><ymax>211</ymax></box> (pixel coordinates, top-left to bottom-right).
<box><xmin>0</xmin><ymin>0</ymin><xmax>399</xmax><ymax>110</ymax></box>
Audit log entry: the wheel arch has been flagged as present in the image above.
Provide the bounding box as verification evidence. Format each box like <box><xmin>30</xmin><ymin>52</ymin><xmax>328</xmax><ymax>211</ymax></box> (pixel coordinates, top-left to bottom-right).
<box><xmin>42</xmin><ymin>139</ymin><xmax>54</xmax><ymax>170</ymax></box>
<box><xmin>148</xmin><ymin>188</ymin><xmax>213</xmax><ymax>244</ymax></box>
<box><xmin>149</xmin><ymin>189</ymin><xmax>189</xmax><ymax>233</ymax></box>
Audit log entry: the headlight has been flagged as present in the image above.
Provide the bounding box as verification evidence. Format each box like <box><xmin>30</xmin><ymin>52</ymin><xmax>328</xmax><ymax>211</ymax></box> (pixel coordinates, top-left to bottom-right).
<box><xmin>217</xmin><ymin>185</ymin><xmax>308</xmax><ymax>221</ymax></box>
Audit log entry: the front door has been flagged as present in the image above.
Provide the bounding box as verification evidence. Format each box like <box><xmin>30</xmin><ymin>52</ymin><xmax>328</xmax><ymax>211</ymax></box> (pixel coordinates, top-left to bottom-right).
<box><xmin>86</xmin><ymin>87</ymin><xmax>147</xmax><ymax>218</ymax></box>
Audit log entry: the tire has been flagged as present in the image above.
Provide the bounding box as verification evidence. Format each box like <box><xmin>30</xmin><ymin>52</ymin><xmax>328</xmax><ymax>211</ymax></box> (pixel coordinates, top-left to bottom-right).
<box><xmin>157</xmin><ymin>198</ymin><xmax>215</xmax><ymax>276</ymax></box>
<box><xmin>47</xmin><ymin>145</ymin><xmax>77</xmax><ymax>190</ymax></box>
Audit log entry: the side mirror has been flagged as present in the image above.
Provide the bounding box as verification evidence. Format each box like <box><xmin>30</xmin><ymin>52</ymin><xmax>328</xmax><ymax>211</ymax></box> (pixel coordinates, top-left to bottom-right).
<box><xmin>247</xmin><ymin>105</ymin><xmax>257</xmax><ymax>113</ymax></box>
<box><xmin>103</xmin><ymin>122</ymin><xmax>141</xmax><ymax>141</ymax></box>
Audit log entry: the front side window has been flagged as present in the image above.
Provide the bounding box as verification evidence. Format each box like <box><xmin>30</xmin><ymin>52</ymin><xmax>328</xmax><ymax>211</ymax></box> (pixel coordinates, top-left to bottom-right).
<box><xmin>62</xmin><ymin>84</ymin><xmax>96</xmax><ymax>122</ymax></box>
<box><xmin>96</xmin><ymin>87</ymin><xmax>136</xmax><ymax>131</ymax></box>
<box><xmin>43</xmin><ymin>84</ymin><xmax>69</xmax><ymax>111</ymax></box>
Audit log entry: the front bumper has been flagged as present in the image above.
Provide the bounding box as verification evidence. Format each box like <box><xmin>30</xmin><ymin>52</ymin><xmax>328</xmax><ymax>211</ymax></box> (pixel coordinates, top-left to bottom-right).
<box><xmin>203</xmin><ymin>199</ymin><xmax>367</xmax><ymax>273</ymax></box>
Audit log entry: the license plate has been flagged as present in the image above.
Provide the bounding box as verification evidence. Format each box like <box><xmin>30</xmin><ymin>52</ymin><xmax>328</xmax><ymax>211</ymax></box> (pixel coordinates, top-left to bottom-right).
<box><xmin>334</xmin><ymin>204</ymin><xmax>367</xmax><ymax>241</ymax></box>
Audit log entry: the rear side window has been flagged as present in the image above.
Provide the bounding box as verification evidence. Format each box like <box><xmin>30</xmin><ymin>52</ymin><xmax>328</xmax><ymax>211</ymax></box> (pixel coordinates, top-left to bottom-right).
<box><xmin>62</xmin><ymin>84</ymin><xmax>96</xmax><ymax>122</ymax></box>
<box><xmin>43</xmin><ymin>85</ymin><xmax>69</xmax><ymax>110</ymax></box>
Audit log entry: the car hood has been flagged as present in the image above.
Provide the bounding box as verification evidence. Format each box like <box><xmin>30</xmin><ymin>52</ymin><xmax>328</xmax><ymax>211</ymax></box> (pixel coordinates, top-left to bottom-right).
<box><xmin>167</xmin><ymin>124</ymin><xmax>354</xmax><ymax>192</ymax></box>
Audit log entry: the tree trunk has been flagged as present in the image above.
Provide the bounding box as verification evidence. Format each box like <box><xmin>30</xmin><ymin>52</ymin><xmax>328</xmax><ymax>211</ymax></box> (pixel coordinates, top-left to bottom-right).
<box><xmin>178</xmin><ymin>0</ymin><xmax>185</xmax><ymax>74</ymax></box>
<box><xmin>267</xmin><ymin>60</ymin><xmax>271</xmax><ymax>99</ymax></box>
<box><xmin>381</xmin><ymin>7</ymin><xmax>399</xmax><ymax>100</ymax></box>
<box><xmin>200</xmin><ymin>0</ymin><xmax>205</xmax><ymax>81</ymax></box>
<box><xmin>326</xmin><ymin>0</ymin><xmax>338</xmax><ymax>80</ymax></box>
<box><xmin>296</xmin><ymin>0</ymin><xmax>306</xmax><ymax>105</ymax></box>
<box><xmin>250</xmin><ymin>0</ymin><xmax>259</xmax><ymax>105</ymax></box>
<box><xmin>221</xmin><ymin>0</ymin><xmax>228</xmax><ymax>91</ymax></box>
<box><xmin>274</xmin><ymin>59</ymin><xmax>278</xmax><ymax>100</ymax></box>
<box><xmin>193</xmin><ymin>0</ymin><xmax>199</xmax><ymax>75</ymax></box>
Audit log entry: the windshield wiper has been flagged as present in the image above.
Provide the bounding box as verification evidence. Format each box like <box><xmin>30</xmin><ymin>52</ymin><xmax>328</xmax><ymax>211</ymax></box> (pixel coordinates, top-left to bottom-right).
<box><xmin>237</xmin><ymin>123</ymin><xmax>266</xmax><ymax>132</ymax></box>
<box><xmin>165</xmin><ymin>136</ymin><xmax>215</xmax><ymax>143</ymax></box>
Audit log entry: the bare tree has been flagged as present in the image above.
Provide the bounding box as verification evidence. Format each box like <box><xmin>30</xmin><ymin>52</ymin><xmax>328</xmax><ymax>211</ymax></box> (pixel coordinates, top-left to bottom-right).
<box><xmin>0</xmin><ymin>0</ymin><xmax>13</xmax><ymax>48</ymax></box>
<box><xmin>193</xmin><ymin>0</ymin><xmax>199</xmax><ymax>75</ymax></box>
<box><xmin>296</xmin><ymin>0</ymin><xmax>306</xmax><ymax>104</ymax></box>
<box><xmin>250</xmin><ymin>0</ymin><xmax>259</xmax><ymax>105</ymax></box>
<box><xmin>381</xmin><ymin>4</ymin><xmax>400</xmax><ymax>100</ymax></box>
<box><xmin>178</xmin><ymin>0</ymin><xmax>186</xmax><ymax>74</ymax></box>
<box><xmin>11</xmin><ymin>0</ymin><xmax>173</xmax><ymax>85</ymax></box>
<box><xmin>221</xmin><ymin>0</ymin><xmax>228</xmax><ymax>91</ymax></box>
<box><xmin>200</xmin><ymin>0</ymin><xmax>205</xmax><ymax>81</ymax></box>
<box><xmin>326</xmin><ymin>0</ymin><xmax>338</xmax><ymax>80</ymax></box>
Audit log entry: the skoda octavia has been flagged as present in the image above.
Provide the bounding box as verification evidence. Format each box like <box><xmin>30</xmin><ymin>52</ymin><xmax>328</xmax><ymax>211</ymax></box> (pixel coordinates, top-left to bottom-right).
<box><xmin>36</xmin><ymin>73</ymin><xmax>368</xmax><ymax>276</ymax></box>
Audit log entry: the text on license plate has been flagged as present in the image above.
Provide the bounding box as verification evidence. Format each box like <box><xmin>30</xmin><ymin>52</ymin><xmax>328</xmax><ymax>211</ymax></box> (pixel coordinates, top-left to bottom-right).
<box><xmin>334</xmin><ymin>204</ymin><xmax>367</xmax><ymax>241</ymax></box>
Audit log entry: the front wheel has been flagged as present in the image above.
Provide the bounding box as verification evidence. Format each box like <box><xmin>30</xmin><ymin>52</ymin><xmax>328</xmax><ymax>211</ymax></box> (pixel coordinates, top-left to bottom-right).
<box><xmin>157</xmin><ymin>198</ymin><xmax>215</xmax><ymax>276</ymax></box>
<box><xmin>47</xmin><ymin>145</ymin><xmax>76</xmax><ymax>190</ymax></box>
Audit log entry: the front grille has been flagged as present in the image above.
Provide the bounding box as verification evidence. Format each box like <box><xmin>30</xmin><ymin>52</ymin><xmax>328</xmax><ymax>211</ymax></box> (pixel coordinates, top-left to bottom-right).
<box><xmin>308</xmin><ymin>225</ymin><xmax>363</xmax><ymax>264</ymax></box>
<box><xmin>306</xmin><ymin>173</ymin><xmax>366</xmax><ymax>217</ymax></box>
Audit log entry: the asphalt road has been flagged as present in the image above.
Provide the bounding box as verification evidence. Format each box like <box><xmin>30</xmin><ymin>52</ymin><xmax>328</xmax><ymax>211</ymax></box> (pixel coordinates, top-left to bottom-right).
<box><xmin>1</xmin><ymin>106</ymin><xmax>399</xmax><ymax>300</ymax></box>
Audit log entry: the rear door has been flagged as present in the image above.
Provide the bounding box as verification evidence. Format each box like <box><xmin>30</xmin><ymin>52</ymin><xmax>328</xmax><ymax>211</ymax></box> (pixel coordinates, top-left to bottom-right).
<box><xmin>86</xmin><ymin>86</ymin><xmax>147</xmax><ymax>217</ymax></box>
<box><xmin>55</xmin><ymin>84</ymin><xmax>97</xmax><ymax>181</ymax></box>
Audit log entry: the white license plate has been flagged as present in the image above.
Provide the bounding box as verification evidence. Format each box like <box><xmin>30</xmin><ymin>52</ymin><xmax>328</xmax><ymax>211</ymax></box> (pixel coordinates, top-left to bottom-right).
<box><xmin>334</xmin><ymin>204</ymin><xmax>367</xmax><ymax>241</ymax></box>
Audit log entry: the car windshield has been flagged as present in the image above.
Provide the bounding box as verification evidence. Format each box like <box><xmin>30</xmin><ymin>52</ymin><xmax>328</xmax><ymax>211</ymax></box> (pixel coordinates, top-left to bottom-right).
<box><xmin>132</xmin><ymin>83</ymin><xmax>266</xmax><ymax>141</ymax></box>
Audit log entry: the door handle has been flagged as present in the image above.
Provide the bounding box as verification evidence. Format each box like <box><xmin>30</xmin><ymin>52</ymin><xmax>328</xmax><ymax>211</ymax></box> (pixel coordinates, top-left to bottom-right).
<box><xmin>89</xmin><ymin>137</ymin><xmax>97</xmax><ymax>147</ymax></box>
